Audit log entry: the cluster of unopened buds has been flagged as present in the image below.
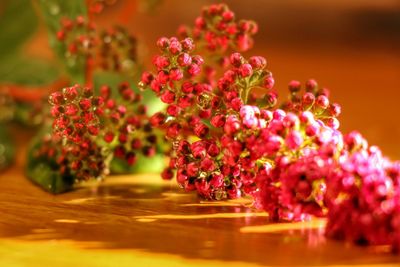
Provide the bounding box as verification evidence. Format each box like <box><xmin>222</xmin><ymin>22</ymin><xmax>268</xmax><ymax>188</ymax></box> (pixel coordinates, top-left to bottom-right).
<box><xmin>178</xmin><ymin>3</ymin><xmax>257</xmax><ymax>54</ymax></box>
<box><xmin>140</xmin><ymin>36</ymin><xmax>277</xmax><ymax>199</ymax></box>
<box><xmin>37</xmin><ymin>83</ymin><xmax>157</xmax><ymax>181</ymax></box>
<box><xmin>177</xmin><ymin>4</ymin><xmax>258</xmax><ymax>86</ymax></box>
<box><xmin>98</xmin><ymin>26</ymin><xmax>137</xmax><ymax>72</ymax></box>
<box><xmin>137</xmin><ymin>3</ymin><xmax>400</xmax><ymax>252</ymax></box>
<box><xmin>56</xmin><ymin>16</ymin><xmax>96</xmax><ymax>62</ymax></box>
<box><xmin>56</xmin><ymin>16</ymin><xmax>137</xmax><ymax>73</ymax></box>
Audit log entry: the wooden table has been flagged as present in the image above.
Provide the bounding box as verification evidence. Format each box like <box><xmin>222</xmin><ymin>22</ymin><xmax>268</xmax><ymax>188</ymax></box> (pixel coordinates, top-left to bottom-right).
<box><xmin>1</xmin><ymin>137</ymin><xmax>400</xmax><ymax>267</ymax></box>
<box><xmin>1</xmin><ymin>3</ymin><xmax>400</xmax><ymax>263</ymax></box>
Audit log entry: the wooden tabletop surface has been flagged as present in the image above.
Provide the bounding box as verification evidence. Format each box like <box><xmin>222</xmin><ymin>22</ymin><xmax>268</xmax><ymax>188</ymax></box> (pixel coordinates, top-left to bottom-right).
<box><xmin>0</xmin><ymin>134</ymin><xmax>400</xmax><ymax>267</ymax></box>
<box><xmin>1</xmin><ymin>2</ymin><xmax>400</xmax><ymax>263</ymax></box>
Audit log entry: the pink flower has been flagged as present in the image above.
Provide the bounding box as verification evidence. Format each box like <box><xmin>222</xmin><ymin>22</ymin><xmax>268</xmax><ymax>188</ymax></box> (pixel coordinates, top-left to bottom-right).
<box><xmin>224</xmin><ymin>115</ymin><xmax>241</xmax><ymax>135</ymax></box>
<box><xmin>239</xmin><ymin>63</ymin><xmax>253</xmax><ymax>77</ymax></box>
<box><xmin>285</xmin><ymin>130</ymin><xmax>303</xmax><ymax>150</ymax></box>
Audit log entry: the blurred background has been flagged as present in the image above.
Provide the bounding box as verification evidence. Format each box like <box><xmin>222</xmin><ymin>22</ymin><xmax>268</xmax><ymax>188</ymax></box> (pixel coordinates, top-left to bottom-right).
<box><xmin>1</xmin><ymin>0</ymin><xmax>400</xmax><ymax>160</ymax></box>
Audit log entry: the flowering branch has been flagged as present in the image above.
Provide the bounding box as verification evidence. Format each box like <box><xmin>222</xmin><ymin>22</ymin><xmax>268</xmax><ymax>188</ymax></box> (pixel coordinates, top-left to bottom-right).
<box><xmin>140</xmin><ymin>3</ymin><xmax>400</xmax><ymax>252</ymax></box>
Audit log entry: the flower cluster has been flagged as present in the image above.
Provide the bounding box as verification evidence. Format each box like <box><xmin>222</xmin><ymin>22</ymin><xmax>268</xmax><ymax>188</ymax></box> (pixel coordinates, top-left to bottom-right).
<box><xmin>178</xmin><ymin>3</ymin><xmax>257</xmax><ymax>54</ymax></box>
<box><xmin>141</xmin><ymin>3</ymin><xmax>400</xmax><ymax>252</ymax></box>
<box><xmin>252</xmin><ymin>97</ymin><xmax>400</xmax><ymax>250</ymax></box>
<box><xmin>56</xmin><ymin>16</ymin><xmax>137</xmax><ymax>74</ymax></box>
<box><xmin>177</xmin><ymin>4</ymin><xmax>258</xmax><ymax>86</ymax></box>
<box><xmin>56</xmin><ymin>16</ymin><xmax>97</xmax><ymax>62</ymax></box>
<box><xmin>325</xmin><ymin>132</ymin><xmax>400</xmax><ymax>251</ymax></box>
<box><xmin>250</xmin><ymin>110</ymin><xmax>342</xmax><ymax>221</ymax></box>
<box><xmin>44</xmin><ymin>83</ymin><xmax>157</xmax><ymax>182</ymax></box>
<box><xmin>141</xmin><ymin>36</ymin><xmax>277</xmax><ymax>199</ymax></box>
<box><xmin>98</xmin><ymin>26</ymin><xmax>137</xmax><ymax>73</ymax></box>
<box><xmin>248</xmin><ymin>81</ymin><xmax>343</xmax><ymax>221</ymax></box>
<box><xmin>281</xmin><ymin>79</ymin><xmax>341</xmax><ymax>129</ymax></box>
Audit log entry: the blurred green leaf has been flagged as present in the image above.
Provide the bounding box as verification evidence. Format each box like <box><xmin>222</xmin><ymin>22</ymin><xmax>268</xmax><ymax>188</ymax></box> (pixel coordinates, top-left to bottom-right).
<box><xmin>0</xmin><ymin>56</ymin><xmax>59</xmax><ymax>85</ymax></box>
<box><xmin>0</xmin><ymin>0</ymin><xmax>60</xmax><ymax>87</ymax></box>
<box><xmin>0</xmin><ymin>0</ymin><xmax>38</xmax><ymax>59</ymax></box>
<box><xmin>25</xmin><ymin>129</ymin><xmax>74</xmax><ymax>194</ymax></box>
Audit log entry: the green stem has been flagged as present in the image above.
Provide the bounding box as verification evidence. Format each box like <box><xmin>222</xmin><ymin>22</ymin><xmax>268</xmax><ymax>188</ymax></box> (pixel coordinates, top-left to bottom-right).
<box><xmin>241</xmin><ymin>78</ymin><xmax>251</xmax><ymax>104</ymax></box>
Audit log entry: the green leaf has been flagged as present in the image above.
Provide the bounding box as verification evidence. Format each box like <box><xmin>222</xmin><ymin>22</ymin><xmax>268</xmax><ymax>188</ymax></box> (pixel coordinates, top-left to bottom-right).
<box><xmin>0</xmin><ymin>1</ymin><xmax>60</xmax><ymax>86</ymax></box>
<box><xmin>0</xmin><ymin>56</ymin><xmax>59</xmax><ymax>85</ymax></box>
<box><xmin>0</xmin><ymin>0</ymin><xmax>38</xmax><ymax>59</ymax></box>
<box><xmin>25</xmin><ymin>129</ymin><xmax>74</xmax><ymax>194</ymax></box>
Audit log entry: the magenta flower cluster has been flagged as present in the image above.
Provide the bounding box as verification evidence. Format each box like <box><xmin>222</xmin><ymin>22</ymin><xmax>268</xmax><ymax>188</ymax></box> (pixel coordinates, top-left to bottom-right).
<box><xmin>325</xmin><ymin>133</ymin><xmax>400</xmax><ymax>251</ymax></box>
<box><xmin>139</xmin><ymin>3</ymin><xmax>400</xmax><ymax>251</ymax></box>
<box><xmin>140</xmin><ymin>39</ymin><xmax>276</xmax><ymax>199</ymax></box>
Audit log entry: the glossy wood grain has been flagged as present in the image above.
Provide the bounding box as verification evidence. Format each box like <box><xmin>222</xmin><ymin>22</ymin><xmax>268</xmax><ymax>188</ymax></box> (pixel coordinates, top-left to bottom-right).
<box><xmin>1</xmin><ymin>132</ymin><xmax>400</xmax><ymax>267</ymax></box>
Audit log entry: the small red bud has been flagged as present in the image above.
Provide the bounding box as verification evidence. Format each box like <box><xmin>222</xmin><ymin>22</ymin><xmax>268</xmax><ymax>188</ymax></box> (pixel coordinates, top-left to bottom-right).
<box><xmin>150</xmin><ymin>112</ymin><xmax>166</xmax><ymax>127</ymax></box>
<box><xmin>230</xmin><ymin>53</ymin><xmax>244</xmax><ymax>67</ymax></box>
<box><xmin>239</xmin><ymin>63</ymin><xmax>253</xmax><ymax>77</ymax></box>
<box><xmin>316</xmin><ymin>95</ymin><xmax>329</xmax><ymax>109</ymax></box>
<box><xmin>56</xmin><ymin>30</ymin><xmax>65</xmax><ymax>41</ymax></box>
<box><xmin>156</xmin><ymin>37</ymin><xmax>170</xmax><ymax>50</ymax></box>
<box><xmin>79</xmin><ymin>99</ymin><xmax>91</xmax><ymax>111</ymax></box>
<box><xmin>305</xmin><ymin>79</ymin><xmax>318</xmax><ymax>92</ymax></box>
<box><xmin>264</xmin><ymin>76</ymin><xmax>275</xmax><ymax>90</ymax></box>
<box><xmin>161</xmin><ymin>168</ymin><xmax>174</xmax><ymax>180</ymax></box>
<box><xmin>126</xmin><ymin>152</ymin><xmax>137</xmax><ymax>165</ymax></box>
<box><xmin>104</xmin><ymin>132</ymin><xmax>114</xmax><ymax>143</ymax></box>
